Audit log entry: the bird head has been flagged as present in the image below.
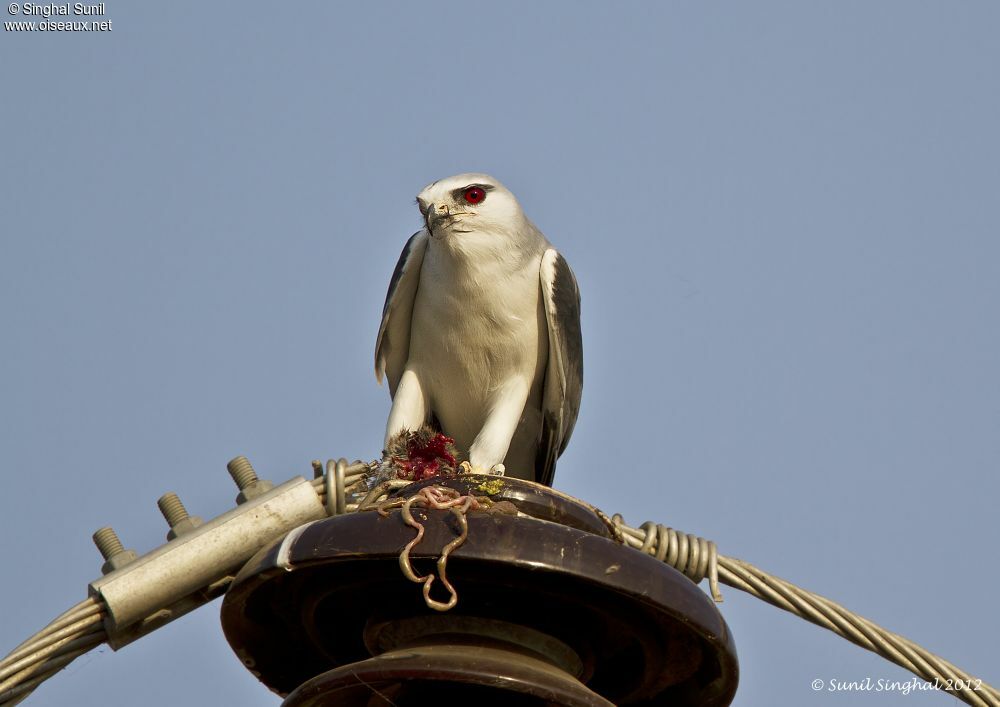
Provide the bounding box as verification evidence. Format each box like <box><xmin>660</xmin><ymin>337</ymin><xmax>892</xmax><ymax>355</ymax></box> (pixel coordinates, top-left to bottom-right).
<box><xmin>415</xmin><ymin>173</ymin><xmax>528</xmax><ymax>241</ymax></box>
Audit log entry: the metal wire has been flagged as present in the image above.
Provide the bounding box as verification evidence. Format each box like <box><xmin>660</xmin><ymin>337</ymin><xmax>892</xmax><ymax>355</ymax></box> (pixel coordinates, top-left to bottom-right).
<box><xmin>312</xmin><ymin>458</ymin><xmax>370</xmax><ymax>513</ymax></box>
<box><xmin>0</xmin><ymin>615</ymin><xmax>104</xmax><ymax>683</ymax></box>
<box><xmin>0</xmin><ymin>460</ymin><xmax>373</xmax><ymax>704</ymax></box>
<box><xmin>610</xmin><ymin>516</ymin><xmax>999</xmax><ymax>707</ymax></box>
<box><xmin>0</xmin><ymin>598</ymin><xmax>107</xmax><ymax>706</ymax></box>
<box><xmin>2</xmin><ymin>467</ymin><xmax>995</xmax><ymax>707</ymax></box>
<box><xmin>7</xmin><ymin>599</ymin><xmax>100</xmax><ymax>657</ymax></box>
<box><xmin>383</xmin><ymin>485</ymin><xmax>484</xmax><ymax>612</ymax></box>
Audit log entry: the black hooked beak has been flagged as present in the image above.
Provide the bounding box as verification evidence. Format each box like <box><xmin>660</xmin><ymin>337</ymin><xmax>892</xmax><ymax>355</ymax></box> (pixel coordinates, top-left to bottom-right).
<box><xmin>419</xmin><ymin>199</ymin><xmax>451</xmax><ymax>234</ymax></box>
<box><xmin>417</xmin><ymin>198</ymin><xmax>433</xmax><ymax>231</ymax></box>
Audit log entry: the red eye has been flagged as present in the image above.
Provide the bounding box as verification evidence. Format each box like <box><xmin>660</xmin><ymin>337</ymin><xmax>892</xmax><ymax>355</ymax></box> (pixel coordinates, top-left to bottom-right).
<box><xmin>462</xmin><ymin>186</ymin><xmax>486</xmax><ymax>204</ymax></box>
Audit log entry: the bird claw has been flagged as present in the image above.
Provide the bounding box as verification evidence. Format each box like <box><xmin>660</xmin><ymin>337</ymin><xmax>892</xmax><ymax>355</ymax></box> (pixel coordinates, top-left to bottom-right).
<box><xmin>458</xmin><ymin>461</ymin><xmax>504</xmax><ymax>476</ymax></box>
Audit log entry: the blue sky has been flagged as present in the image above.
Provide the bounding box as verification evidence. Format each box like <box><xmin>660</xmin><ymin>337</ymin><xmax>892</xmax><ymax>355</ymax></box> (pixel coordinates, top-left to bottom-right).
<box><xmin>2</xmin><ymin>3</ymin><xmax>997</xmax><ymax>705</ymax></box>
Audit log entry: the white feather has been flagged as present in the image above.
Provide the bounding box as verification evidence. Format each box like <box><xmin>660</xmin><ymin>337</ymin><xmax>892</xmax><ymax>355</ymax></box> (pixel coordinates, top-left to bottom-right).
<box><xmin>375</xmin><ymin>173</ymin><xmax>581</xmax><ymax>482</ymax></box>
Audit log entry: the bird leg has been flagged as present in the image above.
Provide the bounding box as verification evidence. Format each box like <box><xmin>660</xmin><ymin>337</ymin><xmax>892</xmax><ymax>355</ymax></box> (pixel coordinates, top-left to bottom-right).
<box><xmin>384</xmin><ymin>369</ymin><xmax>429</xmax><ymax>447</ymax></box>
<box><xmin>466</xmin><ymin>377</ymin><xmax>530</xmax><ymax>473</ymax></box>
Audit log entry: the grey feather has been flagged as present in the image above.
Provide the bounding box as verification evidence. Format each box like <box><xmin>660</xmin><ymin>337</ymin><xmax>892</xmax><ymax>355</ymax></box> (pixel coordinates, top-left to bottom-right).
<box><xmin>374</xmin><ymin>230</ymin><xmax>428</xmax><ymax>394</ymax></box>
<box><xmin>537</xmin><ymin>249</ymin><xmax>583</xmax><ymax>485</ymax></box>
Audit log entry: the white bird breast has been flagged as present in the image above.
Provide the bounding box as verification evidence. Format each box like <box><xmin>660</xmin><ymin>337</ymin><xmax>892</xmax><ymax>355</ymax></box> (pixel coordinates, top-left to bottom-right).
<box><xmin>406</xmin><ymin>236</ymin><xmax>548</xmax><ymax>467</ymax></box>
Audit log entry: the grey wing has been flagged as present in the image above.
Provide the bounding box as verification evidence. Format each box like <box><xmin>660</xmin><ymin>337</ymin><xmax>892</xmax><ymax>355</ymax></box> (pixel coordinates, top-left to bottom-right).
<box><xmin>536</xmin><ymin>248</ymin><xmax>584</xmax><ymax>486</ymax></box>
<box><xmin>374</xmin><ymin>230</ymin><xmax>429</xmax><ymax>395</ymax></box>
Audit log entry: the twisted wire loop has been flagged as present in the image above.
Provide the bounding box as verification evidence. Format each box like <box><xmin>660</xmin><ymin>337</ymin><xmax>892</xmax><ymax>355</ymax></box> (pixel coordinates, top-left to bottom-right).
<box><xmin>4</xmin><ymin>463</ymin><xmax>997</xmax><ymax>706</ymax></box>
<box><xmin>610</xmin><ymin>515</ymin><xmax>723</xmax><ymax>603</ymax></box>
<box><xmin>311</xmin><ymin>459</ymin><xmax>373</xmax><ymax>514</ymax></box>
<box><xmin>376</xmin><ymin>485</ymin><xmax>484</xmax><ymax>612</ymax></box>
<box><xmin>611</xmin><ymin>515</ymin><xmax>999</xmax><ymax>707</ymax></box>
<box><xmin>324</xmin><ymin>458</ymin><xmax>346</xmax><ymax>516</ymax></box>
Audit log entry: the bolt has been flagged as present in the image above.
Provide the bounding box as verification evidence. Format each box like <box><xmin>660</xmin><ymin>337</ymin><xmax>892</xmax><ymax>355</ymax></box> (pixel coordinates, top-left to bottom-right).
<box><xmin>157</xmin><ymin>492</ymin><xmax>203</xmax><ymax>541</ymax></box>
<box><xmin>157</xmin><ymin>492</ymin><xmax>189</xmax><ymax>526</ymax></box>
<box><xmin>92</xmin><ymin>526</ymin><xmax>138</xmax><ymax>575</ymax></box>
<box><xmin>227</xmin><ymin>455</ymin><xmax>258</xmax><ymax>490</ymax></box>
<box><xmin>227</xmin><ymin>455</ymin><xmax>274</xmax><ymax>504</ymax></box>
<box><xmin>93</xmin><ymin>526</ymin><xmax>125</xmax><ymax>560</ymax></box>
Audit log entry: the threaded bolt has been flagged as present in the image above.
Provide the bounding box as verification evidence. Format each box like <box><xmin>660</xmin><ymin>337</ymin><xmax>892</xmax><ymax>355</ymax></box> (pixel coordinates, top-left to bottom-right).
<box><xmin>227</xmin><ymin>455</ymin><xmax>258</xmax><ymax>490</ymax></box>
<box><xmin>156</xmin><ymin>492</ymin><xmax>203</xmax><ymax>540</ymax></box>
<box><xmin>93</xmin><ymin>526</ymin><xmax>137</xmax><ymax>574</ymax></box>
<box><xmin>227</xmin><ymin>454</ymin><xmax>273</xmax><ymax>503</ymax></box>
<box><xmin>93</xmin><ymin>526</ymin><xmax>125</xmax><ymax>560</ymax></box>
<box><xmin>157</xmin><ymin>492</ymin><xmax>190</xmax><ymax>527</ymax></box>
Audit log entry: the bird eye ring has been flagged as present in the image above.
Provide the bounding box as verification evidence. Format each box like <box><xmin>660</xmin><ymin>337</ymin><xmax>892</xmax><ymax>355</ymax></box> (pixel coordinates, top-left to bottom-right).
<box><xmin>462</xmin><ymin>187</ymin><xmax>486</xmax><ymax>205</ymax></box>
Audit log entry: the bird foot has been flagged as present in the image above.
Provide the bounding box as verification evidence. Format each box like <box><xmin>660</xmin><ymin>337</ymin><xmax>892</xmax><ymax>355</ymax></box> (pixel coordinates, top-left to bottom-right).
<box><xmin>458</xmin><ymin>461</ymin><xmax>505</xmax><ymax>476</ymax></box>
